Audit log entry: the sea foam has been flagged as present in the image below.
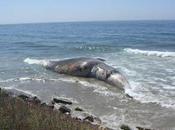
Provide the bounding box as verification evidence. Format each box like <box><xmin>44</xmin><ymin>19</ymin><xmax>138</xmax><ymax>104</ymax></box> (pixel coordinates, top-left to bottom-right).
<box><xmin>124</xmin><ymin>48</ymin><xmax>175</xmax><ymax>57</ymax></box>
<box><xmin>24</xmin><ymin>58</ymin><xmax>51</xmax><ymax>66</ymax></box>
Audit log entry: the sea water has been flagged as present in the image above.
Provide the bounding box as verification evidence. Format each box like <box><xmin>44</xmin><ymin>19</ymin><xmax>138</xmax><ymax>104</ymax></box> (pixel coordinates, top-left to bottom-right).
<box><xmin>0</xmin><ymin>21</ymin><xmax>175</xmax><ymax>129</ymax></box>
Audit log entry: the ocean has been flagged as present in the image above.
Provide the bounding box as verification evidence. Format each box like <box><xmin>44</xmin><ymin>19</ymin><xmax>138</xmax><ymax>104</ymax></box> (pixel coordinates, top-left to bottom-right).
<box><xmin>0</xmin><ymin>21</ymin><xmax>175</xmax><ymax>129</ymax></box>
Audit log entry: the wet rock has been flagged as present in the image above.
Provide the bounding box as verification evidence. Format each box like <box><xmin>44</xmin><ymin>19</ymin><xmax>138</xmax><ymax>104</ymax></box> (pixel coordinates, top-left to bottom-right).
<box><xmin>126</xmin><ymin>94</ymin><xmax>133</xmax><ymax>99</ymax></box>
<box><xmin>53</xmin><ymin>98</ymin><xmax>72</xmax><ymax>105</ymax></box>
<box><xmin>75</xmin><ymin>107</ymin><xmax>83</xmax><ymax>111</ymax></box>
<box><xmin>40</xmin><ymin>103</ymin><xmax>47</xmax><ymax>107</ymax></box>
<box><xmin>120</xmin><ymin>124</ymin><xmax>131</xmax><ymax>130</ymax></box>
<box><xmin>93</xmin><ymin>117</ymin><xmax>102</xmax><ymax>124</ymax></box>
<box><xmin>136</xmin><ymin>126</ymin><xmax>152</xmax><ymax>130</ymax></box>
<box><xmin>59</xmin><ymin>106</ymin><xmax>71</xmax><ymax>114</ymax></box>
<box><xmin>18</xmin><ymin>94</ymin><xmax>29</xmax><ymax>101</ymax></box>
<box><xmin>28</xmin><ymin>96</ymin><xmax>41</xmax><ymax>104</ymax></box>
<box><xmin>83</xmin><ymin>116</ymin><xmax>94</xmax><ymax>122</ymax></box>
<box><xmin>97</xmin><ymin>58</ymin><xmax>105</xmax><ymax>61</ymax></box>
<box><xmin>75</xmin><ymin>80</ymin><xmax>79</xmax><ymax>83</ymax></box>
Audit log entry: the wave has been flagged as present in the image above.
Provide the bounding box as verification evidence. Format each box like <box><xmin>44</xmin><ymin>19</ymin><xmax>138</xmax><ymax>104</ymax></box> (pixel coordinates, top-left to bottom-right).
<box><xmin>24</xmin><ymin>58</ymin><xmax>51</xmax><ymax>66</ymax></box>
<box><xmin>24</xmin><ymin>57</ymin><xmax>61</xmax><ymax>66</ymax></box>
<box><xmin>3</xmin><ymin>86</ymin><xmax>36</xmax><ymax>97</ymax></box>
<box><xmin>1</xmin><ymin>75</ymin><xmax>118</xmax><ymax>97</ymax></box>
<box><xmin>124</xmin><ymin>81</ymin><xmax>175</xmax><ymax>109</ymax></box>
<box><xmin>124</xmin><ymin>48</ymin><xmax>175</xmax><ymax>57</ymax></box>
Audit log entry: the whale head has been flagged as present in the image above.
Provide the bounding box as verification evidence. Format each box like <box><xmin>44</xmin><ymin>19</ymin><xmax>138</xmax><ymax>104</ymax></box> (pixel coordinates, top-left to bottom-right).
<box><xmin>91</xmin><ymin>63</ymin><xmax>128</xmax><ymax>89</ymax></box>
<box><xmin>107</xmin><ymin>73</ymin><xmax>128</xmax><ymax>89</ymax></box>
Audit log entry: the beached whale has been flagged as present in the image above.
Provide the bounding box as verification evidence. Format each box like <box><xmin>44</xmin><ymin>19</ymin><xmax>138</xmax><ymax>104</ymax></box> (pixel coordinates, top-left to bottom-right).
<box><xmin>46</xmin><ymin>57</ymin><xmax>128</xmax><ymax>89</ymax></box>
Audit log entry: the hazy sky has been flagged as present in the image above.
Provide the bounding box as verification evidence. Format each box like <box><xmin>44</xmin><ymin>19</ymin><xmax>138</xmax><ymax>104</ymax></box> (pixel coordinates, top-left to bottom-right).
<box><xmin>0</xmin><ymin>0</ymin><xmax>175</xmax><ymax>24</ymax></box>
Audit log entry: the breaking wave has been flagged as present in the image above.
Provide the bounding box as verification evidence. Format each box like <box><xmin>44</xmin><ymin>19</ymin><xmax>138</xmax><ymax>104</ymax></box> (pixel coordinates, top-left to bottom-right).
<box><xmin>124</xmin><ymin>48</ymin><xmax>175</xmax><ymax>57</ymax></box>
<box><xmin>24</xmin><ymin>58</ymin><xmax>50</xmax><ymax>66</ymax></box>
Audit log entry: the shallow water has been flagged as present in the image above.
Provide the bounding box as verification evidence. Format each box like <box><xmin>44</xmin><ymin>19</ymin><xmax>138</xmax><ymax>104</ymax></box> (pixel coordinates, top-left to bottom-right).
<box><xmin>0</xmin><ymin>21</ymin><xmax>175</xmax><ymax>129</ymax></box>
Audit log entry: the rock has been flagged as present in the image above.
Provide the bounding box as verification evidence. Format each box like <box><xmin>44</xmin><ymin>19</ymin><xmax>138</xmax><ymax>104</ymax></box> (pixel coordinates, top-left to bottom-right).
<box><xmin>136</xmin><ymin>126</ymin><xmax>152</xmax><ymax>130</ymax></box>
<box><xmin>75</xmin><ymin>80</ymin><xmax>79</xmax><ymax>83</ymax></box>
<box><xmin>97</xmin><ymin>58</ymin><xmax>105</xmax><ymax>61</ymax></box>
<box><xmin>53</xmin><ymin>98</ymin><xmax>72</xmax><ymax>105</ymax></box>
<box><xmin>47</xmin><ymin>102</ymin><xmax>55</xmax><ymax>109</ymax></box>
<box><xmin>83</xmin><ymin>116</ymin><xmax>94</xmax><ymax>122</ymax></box>
<box><xmin>93</xmin><ymin>117</ymin><xmax>102</xmax><ymax>124</ymax></box>
<box><xmin>40</xmin><ymin>103</ymin><xmax>47</xmax><ymax>107</ymax></box>
<box><xmin>33</xmin><ymin>96</ymin><xmax>41</xmax><ymax>104</ymax></box>
<box><xmin>18</xmin><ymin>94</ymin><xmax>29</xmax><ymax>101</ymax></box>
<box><xmin>28</xmin><ymin>96</ymin><xmax>41</xmax><ymax>104</ymax></box>
<box><xmin>120</xmin><ymin>124</ymin><xmax>131</xmax><ymax>130</ymax></box>
<box><xmin>41</xmin><ymin>102</ymin><xmax>54</xmax><ymax>109</ymax></box>
<box><xmin>75</xmin><ymin>107</ymin><xmax>83</xmax><ymax>111</ymax></box>
<box><xmin>59</xmin><ymin>106</ymin><xmax>71</xmax><ymax>114</ymax></box>
<box><xmin>126</xmin><ymin>94</ymin><xmax>133</xmax><ymax>99</ymax></box>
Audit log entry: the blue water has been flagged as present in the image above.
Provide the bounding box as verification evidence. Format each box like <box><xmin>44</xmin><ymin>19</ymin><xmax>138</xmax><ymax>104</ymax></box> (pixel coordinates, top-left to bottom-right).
<box><xmin>1</xmin><ymin>21</ymin><xmax>175</xmax><ymax>129</ymax></box>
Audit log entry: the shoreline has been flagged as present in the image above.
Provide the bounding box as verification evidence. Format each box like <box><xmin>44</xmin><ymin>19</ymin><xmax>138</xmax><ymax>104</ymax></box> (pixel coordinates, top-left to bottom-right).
<box><xmin>0</xmin><ymin>87</ymin><xmax>110</xmax><ymax>130</ymax></box>
<box><xmin>0</xmin><ymin>87</ymin><xmax>154</xmax><ymax>130</ymax></box>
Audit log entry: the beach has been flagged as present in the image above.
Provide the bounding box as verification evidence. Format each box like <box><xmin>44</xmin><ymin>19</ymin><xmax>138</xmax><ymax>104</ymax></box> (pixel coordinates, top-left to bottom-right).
<box><xmin>0</xmin><ymin>21</ymin><xmax>175</xmax><ymax>130</ymax></box>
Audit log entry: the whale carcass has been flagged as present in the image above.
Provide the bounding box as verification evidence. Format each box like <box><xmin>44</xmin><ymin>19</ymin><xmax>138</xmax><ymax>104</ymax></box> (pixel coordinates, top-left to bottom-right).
<box><xmin>45</xmin><ymin>57</ymin><xmax>128</xmax><ymax>89</ymax></box>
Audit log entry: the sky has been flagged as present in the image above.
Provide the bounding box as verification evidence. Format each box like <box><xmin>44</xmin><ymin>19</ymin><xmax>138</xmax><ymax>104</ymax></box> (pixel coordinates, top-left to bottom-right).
<box><xmin>0</xmin><ymin>0</ymin><xmax>175</xmax><ymax>24</ymax></box>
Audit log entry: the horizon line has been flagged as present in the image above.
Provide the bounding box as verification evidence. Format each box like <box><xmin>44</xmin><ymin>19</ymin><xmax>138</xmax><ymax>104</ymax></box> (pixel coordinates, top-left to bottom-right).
<box><xmin>0</xmin><ymin>19</ymin><xmax>175</xmax><ymax>26</ymax></box>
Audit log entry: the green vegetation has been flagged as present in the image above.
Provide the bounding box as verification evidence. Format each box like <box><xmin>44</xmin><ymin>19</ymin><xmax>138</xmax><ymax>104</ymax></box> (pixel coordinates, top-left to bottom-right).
<box><xmin>0</xmin><ymin>88</ymin><xmax>108</xmax><ymax>130</ymax></box>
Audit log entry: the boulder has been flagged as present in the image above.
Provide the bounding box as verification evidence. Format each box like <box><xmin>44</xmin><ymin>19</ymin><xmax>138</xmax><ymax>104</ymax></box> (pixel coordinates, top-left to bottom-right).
<box><xmin>59</xmin><ymin>106</ymin><xmax>71</xmax><ymax>114</ymax></box>
<box><xmin>18</xmin><ymin>94</ymin><xmax>29</xmax><ymax>101</ymax></box>
<box><xmin>75</xmin><ymin>107</ymin><xmax>83</xmax><ymax>111</ymax></box>
<box><xmin>83</xmin><ymin>116</ymin><xmax>94</xmax><ymax>122</ymax></box>
<box><xmin>28</xmin><ymin>96</ymin><xmax>41</xmax><ymax>104</ymax></box>
<box><xmin>120</xmin><ymin>124</ymin><xmax>131</xmax><ymax>130</ymax></box>
<box><xmin>53</xmin><ymin>98</ymin><xmax>72</xmax><ymax>105</ymax></box>
<box><xmin>136</xmin><ymin>126</ymin><xmax>152</xmax><ymax>130</ymax></box>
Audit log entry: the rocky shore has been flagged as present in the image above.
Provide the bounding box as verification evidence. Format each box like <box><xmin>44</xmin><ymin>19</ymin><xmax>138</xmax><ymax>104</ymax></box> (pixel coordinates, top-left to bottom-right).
<box><xmin>0</xmin><ymin>88</ymin><xmax>154</xmax><ymax>130</ymax></box>
<box><xmin>0</xmin><ymin>88</ymin><xmax>109</xmax><ymax>130</ymax></box>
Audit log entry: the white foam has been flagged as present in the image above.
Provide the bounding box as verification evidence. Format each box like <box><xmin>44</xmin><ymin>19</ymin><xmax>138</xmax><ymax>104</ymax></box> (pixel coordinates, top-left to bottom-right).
<box><xmin>124</xmin><ymin>80</ymin><xmax>175</xmax><ymax>109</ymax></box>
<box><xmin>0</xmin><ymin>78</ymin><xmax>17</xmax><ymax>83</ymax></box>
<box><xmin>3</xmin><ymin>86</ymin><xmax>36</xmax><ymax>97</ymax></box>
<box><xmin>19</xmin><ymin>77</ymin><xmax>31</xmax><ymax>81</ymax></box>
<box><xmin>124</xmin><ymin>48</ymin><xmax>175</xmax><ymax>57</ymax></box>
<box><xmin>24</xmin><ymin>58</ymin><xmax>51</xmax><ymax>66</ymax></box>
<box><xmin>57</xmin><ymin>77</ymin><xmax>119</xmax><ymax>97</ymax></box>
<box><xmin>100</xmin><ymin>114</ymin><xmax>122</xmax><ymax>129</ymax></box>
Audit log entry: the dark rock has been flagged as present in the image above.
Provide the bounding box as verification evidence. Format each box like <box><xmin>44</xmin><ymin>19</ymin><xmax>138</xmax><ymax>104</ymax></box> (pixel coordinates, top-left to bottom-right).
<box><xmin>75</xmin><ymin>80</ymin><xmax>79</xmax><ymax>83</ymax></box>
<box><xmin>120</xmin><ymin>124</ymin><xmax>131</xmax><ymax>130</ymax></box>
<box><xmin>59</xmin><ymin>106</ymin><xmax>71</xmax><ymax>114</ymax></box>
<box><xmin>40</xmin><ymin>103</ymin><xmax>47</xmax><ymax>107</ymax></box>
<box><xmin>33</xmin><ymin>96</ymin><xmax>41</xmax><ymax>104</ymax></box>
<box><xmin>97</xmin><ymin>58</ymin><xmax>105</xmax><ymax>61</ymax></box>
<box><xmin>74</xmin><ymin>117</ymin><xmax>81</xmax><ymax>121</ymax></box>
<box><xmin>28</xmin><ymin>96</ymin><xmax>41</xmax><ymax>104</ymax></box>
<box><xmin>83</xmin><ymin>116</ymin><xmax>94</xmax><ymax>122</ymax></box>
<box><xmin>75</xmin><ymin>107</ymin><xmax>83</xmax><ymax>111</ymax></box>
<box><xmin>136</xmin><ymin>126</ymin><xmax>152</xmax><ymax>130</ymax></box>
<box><xmin>18</xmin><ymin>94</ymin><xmax>29</xmax><ymax>101</ymax></box>
<box><xmin>126</xmin><ymin>94</ymin><xmax>133</xmax><ymax>99</ymax></box>
<box><xmin>53</xmin><ymin>98</ymin><xmax>72</xmax><ymax>105</ymax></box>
<box><xmin>94</xmin><ymin>117</ymin><xmax>102</xmax><ymax>124</ymax></box>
